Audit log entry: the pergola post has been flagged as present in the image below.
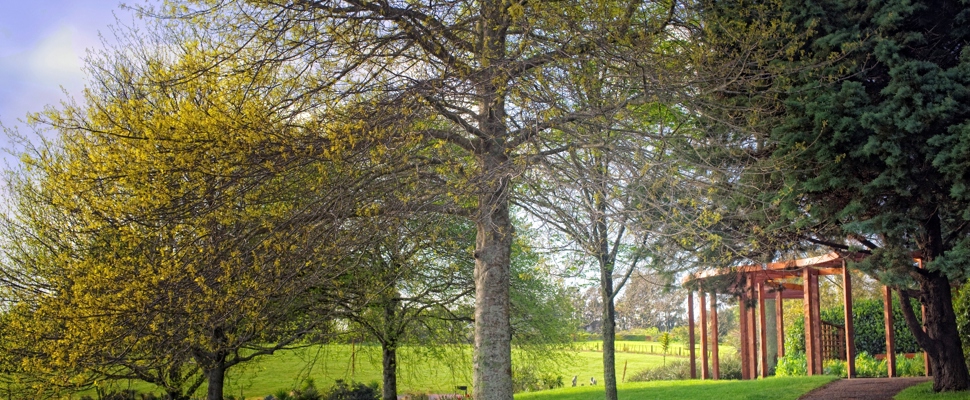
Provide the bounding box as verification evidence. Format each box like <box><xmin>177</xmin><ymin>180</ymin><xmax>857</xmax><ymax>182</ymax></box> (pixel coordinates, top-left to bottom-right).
<box><xmin>803</xmin><ymin>267</ymin><xmax>822</xmax><ymax>375</ymax></box>
<box><xmin>688</xmin><ymin>290</ymin><xmax>697</xmax><ymax>379</ymax></box>
<box><xmin>700</xmin><ymin>287</ymin><xmax>709</xmax><ymax>379</ymax></box>
<box><xmin>758</xmin><ymin>282</ymin><xmax>769</xmax><ymax>378</ymax></box>
<box><xmin>842</xmin><ymin>262</ymin><xmax>856</xmax><ymax>378</ymax></box>
<box><xmin>746</xmin><ymin>279</ymin><xmax>758</xmax><ymax>378</ymax></box>
<box><xmin>710</xmin><ymin>291</ymin><xmax>720</xmax><ymax>379</ymax></box>
<box><xmin>884</xmin><ymin>286</ymin><xmax>896</xmax><ymax>378</ymax></box>
<box><xmin>776</xmin><ymin>288</ymin><xmax>785</xmax><ymax>358</ymax></box>
<box><xmin>739</xmin><ymin>289</ymin><xmax>750</xmax><ymax>380</ymax></box>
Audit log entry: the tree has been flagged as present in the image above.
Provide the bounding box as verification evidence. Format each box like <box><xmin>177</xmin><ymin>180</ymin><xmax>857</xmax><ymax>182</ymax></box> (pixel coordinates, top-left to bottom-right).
<box><xmin>695</xmin><ymin>0</ymin><xmax>970</xmax><ymax>391</ymax></box>
<box><xmin>615</xmin><ymin>271</ymin><xmax>685</xmax><ymax>332</ymax></box>
<box><xmin>334</xmin><ymin>216</ymin><xmax>475</xmax><ymax>400</ymax></box>
<box><xmin>515</xmin><ymin>58</ymin><xmax>689</xmax><ymax>397</ymax></box>
<box><xmin>143</xmin><ymin>1</ymin><xmax>685</xmax><ymax>397</ymax></box>
<box><xmin>0</xmin><ymin>26</ymin><xmax>383</xmax><ymax>399</ymax></box>
<box><xmin>337</xmin><ymin>216</ymin><xmax>575</xmax><ymax>400</ymax></box>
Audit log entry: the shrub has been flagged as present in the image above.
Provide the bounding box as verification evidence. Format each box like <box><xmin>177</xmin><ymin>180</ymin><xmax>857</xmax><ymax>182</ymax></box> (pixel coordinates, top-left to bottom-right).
<box><xmin>785</xmin><ymin>299</ymin><xmax>924</xmax><ymax>358</ymax></box>
<box><xmin>775</xmin><ymin>353</ymin><xmax>807</xmax><ymax>377</ymax></box>
<box><xmin>627</xmin><ymin>359</ymin><xmax>691</xmax><ymax>382</ymax></box>
<box><xmin>512</xmin><ymin>367</ymin><xmax>563</xmax><ymax>392</ymax></box>
<box><xmin>628</xmin><ymin>353</ymin><xmax>742</xmax><ymax>381</ymax></box>
<box><xmin>955</xmin><ymin>282</ymin><xmax>970</xmax><ymax>368</ymax></box>
<box><xmin>324</xmin><ymin>380</ymin><xmax>380</xmax><ymax>400</ymax></box>
<box><xmin>823</xmin><ymin>359</ymin><xmax>846</xmax><ymax>377</ymax></box>
<box><xmin>718</xmin><ymin>353</ymin><xmax>743</xmax><ymax>380</ymax></box>
<box><xmin>896</xmin><ymin>353</ymin><xmax>926</xmax><ymax>377</ymax></box>
<box><xmin>854</xmin><ymin>352</ymin><xmax>888</xmax><ymax>377</ymax></box>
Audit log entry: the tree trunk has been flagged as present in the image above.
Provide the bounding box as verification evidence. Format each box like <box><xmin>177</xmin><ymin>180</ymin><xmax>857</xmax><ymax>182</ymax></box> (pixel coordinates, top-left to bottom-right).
<box><xmin>472</xmin><ymin>148</ymin><xmax>513</xmax><ymax>400</ymax></box>
<box><xmin>898</xmin><ymin>271</ymin><xmax>970</xmax><ymax>392</ymax></box>
<box><xmin>205</xmin><ymin>362</ymin><xmax>226</xmax><ymax>400</ymax></box>
<box><xmin>382</xmin><ymin>342</ymin><xmax>398</xmax><ymax>400</ymax></box>
<box><xmin>600</xmin><ymin>265</ymin><xmax>617</xmax><ymax>400</ymax></box>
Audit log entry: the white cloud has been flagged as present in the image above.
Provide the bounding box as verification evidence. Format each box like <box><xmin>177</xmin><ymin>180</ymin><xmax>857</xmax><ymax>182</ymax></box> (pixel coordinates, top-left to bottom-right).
<box><xmin>24</xmin><ymin>25</ymin><xmax>85</xmax><ymax>86</ymax></box>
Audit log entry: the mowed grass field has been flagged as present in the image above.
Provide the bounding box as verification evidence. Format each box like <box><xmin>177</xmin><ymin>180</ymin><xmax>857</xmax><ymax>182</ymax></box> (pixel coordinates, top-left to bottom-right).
<box><xmin>80</xmin><ymin>341</ymin><xmax>735</xmax><ymax>399</ymax></box>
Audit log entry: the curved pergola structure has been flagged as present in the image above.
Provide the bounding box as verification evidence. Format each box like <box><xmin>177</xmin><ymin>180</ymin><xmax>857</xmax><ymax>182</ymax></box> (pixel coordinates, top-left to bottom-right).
<box><xmin>682</xmin><ymin>252</ymin><xmax>928</xmax><ymax>380</ymax></box>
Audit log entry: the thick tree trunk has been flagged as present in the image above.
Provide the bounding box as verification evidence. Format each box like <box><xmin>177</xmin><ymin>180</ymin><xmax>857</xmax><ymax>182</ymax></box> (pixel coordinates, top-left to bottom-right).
<box><xmin>898</xmin><ymin>271</ymin><xmax>970</xmax><ymax>392</ymax></box>
<box><xmin>205</xmin><ymin>363</ymin><xmax>226</xmax><ymax>400</ymax></box>
<box><xmin>382</xmin><ymin>342</ymin><xmax>398</xmax><ymax>400</ymax></box>
<box><xmin>600</xmin><ymin>266</ymin><xmax>618</xmax><ymax>400</ymax></box>
<box><xmin>472</xmin><ymin>148</ymin><xmax>513</xmax><ymax>400</ymax></box>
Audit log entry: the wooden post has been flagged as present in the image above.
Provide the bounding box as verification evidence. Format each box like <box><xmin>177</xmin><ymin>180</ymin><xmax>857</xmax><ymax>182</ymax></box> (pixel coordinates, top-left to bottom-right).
<box><xmin>746</xmin><ymin>279</ymin><xmax>758</xmax><ymax>378</ymax></box>
<box><xmin>804</xmin><ymin>267</ymin><xmax>822</xmax><ymax>375</ymax></box>
<box><xmin>884</xmin><ymin>286</ymin><xmax>896</xmax><ymax>378</ymax></box>
<box><xmin>803</xmin><ymin>267</ymin><xmax>815</xmax><ymax>375</ymax></box>
<box><xmin>688</xmin><ymin>290</ymin><xmax>697</xmax><ymax>379</ymax></box>
<box><xmin>758</xmin><ymin>282</ymin><xmax>769</xmax><ymax>378</ymax></box>
<box><xmin>811</xmin><ymin>269</ymin><xmax>824</xmax><ymax>375</ymax></box>
<box><xmin>843</xmin><ymin>262</ymin><xmax>856</xmax><ymax>378</ymax></box>
<box><xmin>700</xmin><ymin>288</ymin><xmax>709</xmax><ymax>379</ymax></box>
<box><xmin>776</xmin><ymin>288</ymin><xmax>785</xmax><ymax>358</ymax></box>
<box><xmin>710</xmin><ymin>291</ymin><xmax>720</xmax><ymax>379</ymax></box>
<box><xmin>739</xmin><ymin>290</ymin><xmax>750</xmax><ymax>380</ymax></box>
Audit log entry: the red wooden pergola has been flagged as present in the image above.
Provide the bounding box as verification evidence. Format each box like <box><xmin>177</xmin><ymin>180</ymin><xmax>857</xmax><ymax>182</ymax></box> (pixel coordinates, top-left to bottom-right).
<box><xmin>683</xmin><ymin>252</ymin><xmax>930</xmax><ymax>380</ymax></box>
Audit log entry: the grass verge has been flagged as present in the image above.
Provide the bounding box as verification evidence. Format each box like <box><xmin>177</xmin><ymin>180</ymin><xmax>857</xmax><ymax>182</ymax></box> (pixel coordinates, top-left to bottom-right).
<box><xmin>894</xmin><ymin>382</ymin><xmax>970</xmax><ymax>400</ymax></box>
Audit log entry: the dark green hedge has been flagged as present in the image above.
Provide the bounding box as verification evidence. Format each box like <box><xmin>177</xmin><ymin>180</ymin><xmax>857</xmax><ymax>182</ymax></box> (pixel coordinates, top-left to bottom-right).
<box><xmin>786</xmin><ymin>297</ymin><xmax>922</xmax><ymax>355</ymax></box>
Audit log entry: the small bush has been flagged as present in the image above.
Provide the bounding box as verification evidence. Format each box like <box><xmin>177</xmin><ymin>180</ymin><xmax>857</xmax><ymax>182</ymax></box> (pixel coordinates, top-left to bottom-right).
<box><xmin>855</xmin><ymin>352</ymin><xmax>888</xmax><ymax>377</ymax></box>
<box><xmin>718</xmin><ymin>353</ymin><xmax>743</xmax><ymax>380</ymax></box>
<box><xmin>273</xmin><ymin>389</ymin><xmax>294</xmax><ymax>400</ymax></box>
<box><xmin>775</xmin><ymin>353</ymin><xmax>807</xmax><ymax>377</ymax></box>
<box><xmin>823</xmin><ymin>359</ymin><xmax>846</xmax><ymax>377</ymax></box>
<box><xmin>511</xmin><ymin>367</ymin><xmax>563</xmax><ymax>392</ymax></box>
<box><xmin>627</xmin><ymin>359</ymin><xmax>691</xmax><ymax>382</ymax></box>
<box><xmin>896</xmin><ymin>353</ymin><xmax>926</xmax><ymax>377</ymax></box>
<box><xmin>324</xmin><ymin>380</ymin><xmax>380</xmax><ymax>400</ymax></box>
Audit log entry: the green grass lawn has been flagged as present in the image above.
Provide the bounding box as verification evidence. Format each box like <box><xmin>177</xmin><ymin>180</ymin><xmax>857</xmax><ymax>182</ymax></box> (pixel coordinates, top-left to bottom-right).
<box><xmin>894</xmin><ymin>382</ymin><xmax>970</xmax><ymax>400</ymax></box>
<box><xmin>75</xmin><ymin>342</ymin><xmax>736</xmax><ymax>399</ymax></box>
<box><xmin>514</xmin><ymin>376</ymin><xmax>838</xmax><ymax>400</ymax></box>
<box><xmin>87</xmin><ymin>344</ymin><xmax>477</xmax><ymax>398</ymax></box>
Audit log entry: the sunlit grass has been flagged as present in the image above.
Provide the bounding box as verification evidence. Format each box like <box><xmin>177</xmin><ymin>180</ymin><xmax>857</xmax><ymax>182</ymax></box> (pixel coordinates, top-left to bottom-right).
<box><xmin>894</xmin><ymin>382</ymin><xmax>970</xmax><ymax>400</ymax></box>
<box><xmin>73</xmin><ymin>341</ymin><xmax>741</xmax><ymax>399</ymax></box>
<box><xmin>514</xmin><ymin>376</ymin><xmax>838</xmax><ymax>400</ymax></box>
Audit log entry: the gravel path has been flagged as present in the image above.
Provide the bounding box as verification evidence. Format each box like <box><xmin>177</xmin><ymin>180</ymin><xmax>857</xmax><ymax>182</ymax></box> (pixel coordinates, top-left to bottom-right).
<box><xmin>798</xmin><ymin>377</ymin><xmax>930</xmax><ymax>400</ymax></box>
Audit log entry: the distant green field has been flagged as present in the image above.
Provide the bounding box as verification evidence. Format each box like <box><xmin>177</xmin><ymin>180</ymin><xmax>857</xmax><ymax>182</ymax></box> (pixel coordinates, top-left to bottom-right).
<box><xmin>514</xmin><ymin>376</ymin><xmax>838</xmax><ymax>400</ymax></box>
<box><xmin>73</xmin><ymin>341</ymin><xmax>728</xmax><ymax>399</ymax></box>
<box><xmin>573</xmin><ymin>340</ymin><xmax>736</xmax><ymax>358</ymax></box>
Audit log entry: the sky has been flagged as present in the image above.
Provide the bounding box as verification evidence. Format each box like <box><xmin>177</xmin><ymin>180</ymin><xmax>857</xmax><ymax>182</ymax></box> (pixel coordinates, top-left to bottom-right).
<box><xmin>0</xmin><ymin>0</ymin><xmax>132</xmax><ymax>155</ymax></box>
